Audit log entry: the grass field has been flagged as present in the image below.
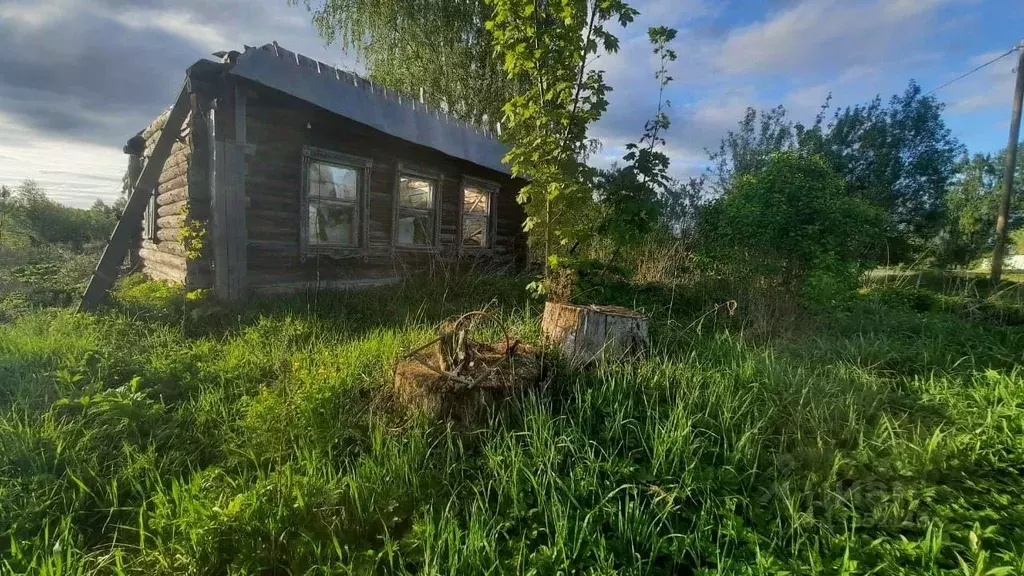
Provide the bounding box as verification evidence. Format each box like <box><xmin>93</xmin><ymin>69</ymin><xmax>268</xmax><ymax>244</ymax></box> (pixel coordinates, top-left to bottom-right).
<box><xmin>2</xmin><ymin>272</ymin><xmax>1024</xmax><ymax>574</ymax></box>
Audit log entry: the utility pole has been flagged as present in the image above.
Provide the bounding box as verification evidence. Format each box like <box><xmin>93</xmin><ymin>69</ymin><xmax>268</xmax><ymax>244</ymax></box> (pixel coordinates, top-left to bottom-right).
<box><xmin>991</xmin><ymin>41</ymin><xmax>1024</xmax><ymax>283</ymax></box>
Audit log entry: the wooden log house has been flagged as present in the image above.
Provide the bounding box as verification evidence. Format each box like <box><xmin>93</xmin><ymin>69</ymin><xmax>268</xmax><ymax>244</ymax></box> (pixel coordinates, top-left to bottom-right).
<box><xmin>81</xmin><ymin>42</ymin><xmax>528</xmax><ymax>309</ymax></box>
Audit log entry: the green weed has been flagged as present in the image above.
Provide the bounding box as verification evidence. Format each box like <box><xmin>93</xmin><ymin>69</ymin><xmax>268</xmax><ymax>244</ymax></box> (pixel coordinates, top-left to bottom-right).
<box><xmin>2</xmin><ymin>273</ymin><xmax>1023</xmax><ymax>574</ymax></box>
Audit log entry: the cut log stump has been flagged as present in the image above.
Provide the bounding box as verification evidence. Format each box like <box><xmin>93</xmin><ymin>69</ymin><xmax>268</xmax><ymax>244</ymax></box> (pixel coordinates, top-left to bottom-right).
<box><xmin>541</xmin><ymin>301</ymin><xmax>649</xmax><ymax>365</ymax></box>
<box><xmin>393</xmin><ymin>342</ymin><xmax>542</xmax><ymax>423</ymax></box>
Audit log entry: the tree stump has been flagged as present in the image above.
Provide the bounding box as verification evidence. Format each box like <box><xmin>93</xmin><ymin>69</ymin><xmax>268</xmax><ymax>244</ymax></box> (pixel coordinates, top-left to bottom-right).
<box><xmin>541</xmin><ymin>302</ymin><xmax>649</xmax><ymax>365</ymax></box>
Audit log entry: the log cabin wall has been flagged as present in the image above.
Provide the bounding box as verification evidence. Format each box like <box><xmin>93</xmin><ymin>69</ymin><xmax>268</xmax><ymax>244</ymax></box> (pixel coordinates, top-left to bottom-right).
<box><xmin>239</xmin><ymin>82</ymin><xmax>528</xmax><ymax>291</ymax></box>
<box><xmin>129</xmin><ymin>103</ymin><xmax>212</xmax><ymax>289</ymax></box>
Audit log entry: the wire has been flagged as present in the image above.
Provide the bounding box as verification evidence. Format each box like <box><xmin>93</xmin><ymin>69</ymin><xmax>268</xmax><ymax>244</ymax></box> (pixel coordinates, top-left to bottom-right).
<box><xmin>926</xmin><ymin>44</ymin><xmax>1021</xmax><ymax>96</ymax></box>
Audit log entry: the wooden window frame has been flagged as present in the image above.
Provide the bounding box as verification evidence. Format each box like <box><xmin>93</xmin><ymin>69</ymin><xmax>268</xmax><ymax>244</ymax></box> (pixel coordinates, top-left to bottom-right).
<box><xmin>392</xmin><ymin>162</ymin><xmax>443</xmax><ymax>250</ymax></box>
<box><xmin>300</xmin><ymin>146</ymin><xmax>373</xmax><ymax>260</ymax></box>
<box><xmin>143</xmin><ymin>194</ymin><xmax>157</xmax><ymax>241</ymax></box>
<box><xmin>459</xmin><ymin>176</ymin><xmax>499</xmax><ymax>253</ymax></box>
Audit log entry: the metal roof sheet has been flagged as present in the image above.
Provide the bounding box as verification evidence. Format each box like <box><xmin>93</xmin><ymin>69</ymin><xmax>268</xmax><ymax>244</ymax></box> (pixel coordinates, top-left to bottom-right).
<box><xmin>228</xmin><ymin>43</ymin><xmax>511</xmax><ymax>175</ymax></box>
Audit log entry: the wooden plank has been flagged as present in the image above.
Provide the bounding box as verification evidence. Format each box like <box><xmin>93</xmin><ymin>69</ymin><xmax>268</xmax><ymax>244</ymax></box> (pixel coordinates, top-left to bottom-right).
<box><xmin>211</xmin><ymin>137</ymin><xmax>229</xmax><ymax>299</ymax></box>
<box><xmin>79</xmin><ymin>83</ymin><xmax>190</xmax><ymax>311</ymax></box>
<box><xmin>224</xmin><ymin>141</ymin><xmax>248</xmax><ymax>300</ymax></box>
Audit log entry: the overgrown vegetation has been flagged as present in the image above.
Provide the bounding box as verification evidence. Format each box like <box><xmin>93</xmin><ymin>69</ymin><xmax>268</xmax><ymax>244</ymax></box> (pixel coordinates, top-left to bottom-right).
<box><xmin>4</xmin><ymin>269</ymin><xmax>1024</xmax><ymax>574</ymax></box>
<box><xmin>4</xmin><ymin>1</ymin><xmax>1024</xmax><ymax>573</ymax></box>
<box><xmin>0</xmin><ymin>181</ymin><xmax>118</xmax><ymax>317</ymax></box>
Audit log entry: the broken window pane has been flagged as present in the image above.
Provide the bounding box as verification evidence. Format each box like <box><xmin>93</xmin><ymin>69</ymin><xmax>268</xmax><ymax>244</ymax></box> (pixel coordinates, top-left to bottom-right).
<box><xmin>463</xmin><ymin>186</ymin><xmax>489</xmax><ymax>214</ymax></box>
<box><xmin>397</xmin><ymin>212</ymin><xmax>433</xmax><ymax>246</ymax></box>
<box><xmin>462</xmin><ymin>217</ymin><xmax>488</xmax><ymax>247</ymax></box>
<box><xmin>462</xmin><ymin>184</ymin><xmax>493</xmax><ymax>248</ymax></box>
<box><xmin>308</xmin><ymin>203</ymin><xmax>358</xmax><ymax>246</ymax></box>
<box><xmin>399</xmin><ymin>176</ymin><xmax>435</xmax><ymax>208</ymax></box>
<box><xmin>309</xmin><ymin>162</ymin><xmax>359</xmax><ymax>201</ymax></box>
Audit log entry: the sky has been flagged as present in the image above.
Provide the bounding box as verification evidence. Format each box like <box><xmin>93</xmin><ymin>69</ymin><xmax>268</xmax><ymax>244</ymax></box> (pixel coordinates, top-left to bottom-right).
<box><xmin>0</xmin><ymin>0</ymin><xmax>1022</xmax><ymax>208</ymax></box>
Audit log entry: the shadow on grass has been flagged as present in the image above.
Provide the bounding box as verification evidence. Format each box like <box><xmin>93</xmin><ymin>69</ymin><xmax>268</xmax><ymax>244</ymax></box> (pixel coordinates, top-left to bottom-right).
<box><xmin>105</xmin><ymin>273</ymin><xmax>537</xmax><ymax>344</ymax></box>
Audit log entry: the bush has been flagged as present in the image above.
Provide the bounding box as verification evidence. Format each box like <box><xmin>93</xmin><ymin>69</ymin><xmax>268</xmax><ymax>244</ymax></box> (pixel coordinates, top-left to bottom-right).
<box><xmin>698</xmin><ymin>152</ymin><xmax>885</xmax><ymax>297</ymax></box>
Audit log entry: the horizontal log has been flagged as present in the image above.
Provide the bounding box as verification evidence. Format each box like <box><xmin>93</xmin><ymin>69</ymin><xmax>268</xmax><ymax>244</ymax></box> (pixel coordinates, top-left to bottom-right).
<box><xmin>142</xmin><ymin>112</ymin><xmax>169</xmax><ymax>140</ymax></box>
<box><xmin>143</xmin><ymin>259</ymin><xmax>187</xmax><ymax>285</ymax></box>
<box><xmin>142</xmin><ymin>240</ymin><xmax>187</xmax><ymax>258</ymax></box>
<box><xmin>158</xmin><ymin>200</ymin><xmax>188</xmax><ymax>217</ymax></box>
<box><xmin>140</xmin><ymin>247</ymin><xmax>188</xmax><ymax>269</ymax></box>
<box><xmin>147</xmin><ymin>136</ymin><xmax>189</xmax><ymax>160</ymax></box>
<box><xmin>157</xmin><ymin>214</ymin><xmax>186</xmax><ymax>229</ymax></box>
<box><xmin>246</xmin><ymin>175</ymin><xmax>300</xmax><ymax>193</ymax></box>
<box><xmin>158</xmin><ymin>157</ymin><xmax>189</xmax><ymax>185</ymax></box>
<box><xmin>156</xmin><ymin>187</ymin><xmax>188</xmax><ymax>206</ymax></box>
<box><xmin>156</xmin><ymin>228</ymin><xmax>183</xmax><ymax>242</ymax></box>
<box><xmin>157</xmin><ymin>174</ymin><xmax>188</xmax><ymax>195</ymax></box>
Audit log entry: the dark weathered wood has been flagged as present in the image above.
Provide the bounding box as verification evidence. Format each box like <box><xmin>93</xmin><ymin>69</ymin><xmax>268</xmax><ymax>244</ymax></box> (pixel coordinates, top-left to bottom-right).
<box><xmin>541</xmin><ymin>302</ymin><xmax>650</xmax><ymax>365</ymax></box>
<box><xmin>211</xmin><ymin>138</ymin><xmax>229</xmax><ymax>298</ymax></box>
<box><xmin>234</xmin><ymin>80</ymin><xmax>527</xmax><ymax>291</ymax></box>
<box><xmin>209</xmin><ymin>85</ymin><xmax>249</xmax><ymax>302</ymax></box>
<box><xmin>185</xmin><ymin>92</ymin><xmax>213</xmax><ymax>289</ymax></box>
<box><xmin>80</xmin><ymin>83</ymin><xmax>190</xmax><ymax>311</ymax></box>
<box><xmin>225</xmin><ymin>140</ymin><xmax>248</xmax><ymax>300</ymax></box>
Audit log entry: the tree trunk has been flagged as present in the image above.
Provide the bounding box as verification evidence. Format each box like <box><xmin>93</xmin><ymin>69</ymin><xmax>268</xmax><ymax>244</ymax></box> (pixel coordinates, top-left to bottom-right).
<box><xmin>541</xmin><ymin>301</ymin><xmax>649</xmax><ymax>365</ymax></box>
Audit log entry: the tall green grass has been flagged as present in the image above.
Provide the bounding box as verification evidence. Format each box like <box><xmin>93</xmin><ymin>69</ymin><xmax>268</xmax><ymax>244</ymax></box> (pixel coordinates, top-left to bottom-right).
<box><xmin>2</xmin><ymin>274</ymin><xmax>1024</xmax><ymax>574</ymax></box>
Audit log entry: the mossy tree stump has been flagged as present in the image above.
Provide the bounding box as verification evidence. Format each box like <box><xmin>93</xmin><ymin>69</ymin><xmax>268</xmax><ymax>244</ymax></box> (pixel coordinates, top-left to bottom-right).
<box><xmin>541</xmin><ymin>302</ymin><xmax>649</xmax><ymax>365</ymax></box>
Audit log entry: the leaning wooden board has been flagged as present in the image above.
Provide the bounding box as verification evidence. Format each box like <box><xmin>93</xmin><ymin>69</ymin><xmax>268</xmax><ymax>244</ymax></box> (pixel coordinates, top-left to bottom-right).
<box><xmin>79</xmin><ymin>83</ymin><xmax>190</xmax><ymax>311</ymax></box>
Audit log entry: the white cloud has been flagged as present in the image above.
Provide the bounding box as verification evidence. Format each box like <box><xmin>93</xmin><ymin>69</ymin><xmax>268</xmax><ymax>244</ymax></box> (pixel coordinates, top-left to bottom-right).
<box><xmin>715</xmin><ymin>0</ymin><xmax>955</xmax><ymax>76</ymax></box>
<box><xmin>0</xmin><ymin>113</ymin><xmax>124</xmax><ymax>208</ymax></box>
<box><xmin>111</xmin><ymin>10</ymin><xmax>233</xmax><ymax>50</ymax></box>
<box><xmin>0</xmin><ymin>0</ymin><xmax>350</xmax><ymax>207</ymax></box>
<box><xmin>0</xmin><ymin>0</ymin><xmax>67</xmax><ymax>28</ymax></box>
<box><xmin>947</xmin><ymin>49</ymin><xmax>1021</xmax><ymax>113</ymax></box>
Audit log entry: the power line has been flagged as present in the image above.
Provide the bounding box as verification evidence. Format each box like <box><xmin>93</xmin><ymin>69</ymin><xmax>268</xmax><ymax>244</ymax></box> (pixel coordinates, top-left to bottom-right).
<box><xmin>926</xmin><ymin>44</ymin><xmax>1021</xmax><ymax>96</ymax></box>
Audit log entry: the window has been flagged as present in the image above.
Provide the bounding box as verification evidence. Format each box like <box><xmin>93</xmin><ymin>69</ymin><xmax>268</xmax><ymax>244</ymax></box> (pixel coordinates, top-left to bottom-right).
<box><xmin>143</xmin><ymin>195</ymin><xmax>157</xmax><ymax>241</ymax></box>
<box><xmin>395</xmin><ymin>172</ymin><xmax>439</xmax><ymax>247</ymax></box>
<box><xmin>301</xmin><ymin>148</ymin><xmax>371</xmax><ymax>255</ymax></box>
<box><xmin>461</xmin><ymin>179</ymin><xmax>496</xmax><ymax>248</ymax></box>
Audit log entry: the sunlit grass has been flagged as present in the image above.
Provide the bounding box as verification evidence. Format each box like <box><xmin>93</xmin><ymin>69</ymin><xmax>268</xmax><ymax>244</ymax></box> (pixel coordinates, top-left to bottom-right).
<box><xmin>2</xmin><ymin>273</ymin><xmax>1024</xmax><ymax>574</ymax></box>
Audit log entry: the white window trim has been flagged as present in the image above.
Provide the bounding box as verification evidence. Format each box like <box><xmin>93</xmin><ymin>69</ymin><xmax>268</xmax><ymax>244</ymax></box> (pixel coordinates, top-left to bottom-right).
<box><xmin>393</xmin><ymin>162</ymin><xmax>443</xmax><ymax>250</ymax></box>
<box><xmin>300</xmin><ymin>146</ymin><xmax>372</xmax><ymax>260</ymax></box>
<box><xmin>459</xmin><ymin>176</ymin><xmax>499</xmax><ymax>252</ymax></box>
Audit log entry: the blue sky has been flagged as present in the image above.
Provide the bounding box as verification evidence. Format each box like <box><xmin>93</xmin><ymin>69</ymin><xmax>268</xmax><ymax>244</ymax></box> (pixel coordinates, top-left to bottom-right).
<box><xmin>0</xmin><ymin>0</ymin><xmax>1021</xmax><ymax>207</ymax></box>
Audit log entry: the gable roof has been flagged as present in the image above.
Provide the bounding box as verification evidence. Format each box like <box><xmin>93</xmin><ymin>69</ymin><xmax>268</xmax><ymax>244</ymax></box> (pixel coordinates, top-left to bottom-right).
<box><xmin>227</xmin><ymin>43</ymin><xmax>511</xmax><ymax>175</ymax></box>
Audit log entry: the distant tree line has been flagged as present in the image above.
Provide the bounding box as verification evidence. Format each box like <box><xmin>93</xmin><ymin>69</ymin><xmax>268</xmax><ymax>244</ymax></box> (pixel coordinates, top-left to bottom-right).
<box><xmin>0</xmin><ymin>180</ymin><xmax>120</xmax><ymax>250</ymax></box>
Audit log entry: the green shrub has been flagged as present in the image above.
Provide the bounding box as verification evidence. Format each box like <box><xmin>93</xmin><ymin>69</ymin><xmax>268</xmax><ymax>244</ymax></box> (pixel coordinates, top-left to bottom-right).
<box><xmin>698</xmin><ymin>152</ymin><xmax>885</xmax><ymax>298</ymax></box>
